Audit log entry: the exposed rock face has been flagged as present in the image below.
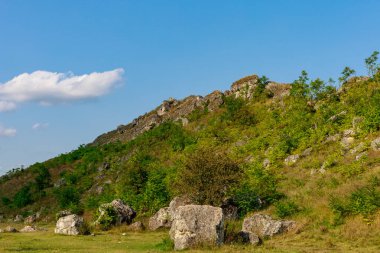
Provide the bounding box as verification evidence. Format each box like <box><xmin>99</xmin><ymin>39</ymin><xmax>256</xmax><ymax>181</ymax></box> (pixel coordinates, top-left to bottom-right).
<box><xmin>149</xmin><ymin>207</ymin><xmax>171</xmax><ymax>230</ymax></box>
<box><xmin>242</xmin><ymin>214</ymin><xmax>295</xmax><ymax>238</ymax></box>
<box><xmin>56</xmin><ymin>210</ymin><xmax>72</xmax><ymax>220</ymax></box>
<box><xmin>237</xmin><ymin>231</ymin><xmax>261</xmax><ymax>245</ymax></box>
<box><xmin>54</xmin><ymin>178</ymin><xmax>66</xmax><ymax>188</ymax></box>
<box><xmin>221</xmin><ymin>199</ymin><xmax>238</xmax><ymax>220</ymax></box>
<box><xmin>129</xmin><ymin>221</ymin><xmax>145</xmax><ymax>231</ymax></box>
<box><xmin>149</xmin><ymin>196</ymin><xmax>193</xmax><ymax>230</ymax></box>
<box><xmin>371</xmin><ymin>137</ymin><xmax>380</xmax><ymax>151</ymax></box>
<box><xmin>5</xmin><ymin>226</ymin><xmax>18</xmax><ymax>233</ymax></box>
<box><xmin>14</xmin><ymin>214</ymin><xmax>23</xmax><ymax>222</ymax></box>
<box><xmin>284</xmin><ymin>154</ymin><xmax>300</xmax><ymax>165</ymax></box>
<box><xmin>20</xmin><ymin>226</ymin><xmax>37</xmax><ymax>232</ymax></box>
<box><xmin>55</xmin><ymin>214</ymin><xmax>84</xmax><ymax>235</ymax></box>
<box><xmin>169</xmin><ymin>205</ymin><xmax>224</xmax><ymax>250</ymax></box>
<box><xmin>229</xmin><ymin>75</ymin><xmax>259</xmax><ymax>99</ymax></box>
<box><xmin>96</xmin><ymin>199</ymin><xmax>136</xmax><ymax>226</ymax></box>
<box><xmin>24</xmin><ymin>213</ymin><xmax>38</xmax><ymax>224</ymax></box>
<box><xmin>91</xmin><ymin>74</ymin><xmax>291</xmax><ymax>146</ymax></box>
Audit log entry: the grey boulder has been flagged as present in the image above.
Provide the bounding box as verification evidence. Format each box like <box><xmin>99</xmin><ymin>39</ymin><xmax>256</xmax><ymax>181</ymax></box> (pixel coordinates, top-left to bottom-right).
<box><xmin>242</xmin><ymin>214</ymin><xmax>295</xmax><ymax>238</ymax></box>
<box><xmin>55</xmin><ymin>214</ymin><xmax>85</xmax><ymax>235</ymax></box>
<box><xmin>169</xmin><ymin>205</ymin><xmax>224</xmax><ymax>250</ymax></box>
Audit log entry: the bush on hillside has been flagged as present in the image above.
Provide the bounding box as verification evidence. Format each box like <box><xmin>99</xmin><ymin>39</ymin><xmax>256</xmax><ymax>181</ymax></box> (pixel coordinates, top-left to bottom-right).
<box><xmin>176</xmin><ymin>147</ymin><xmax>242</xmax><ymax>206</ymax></box>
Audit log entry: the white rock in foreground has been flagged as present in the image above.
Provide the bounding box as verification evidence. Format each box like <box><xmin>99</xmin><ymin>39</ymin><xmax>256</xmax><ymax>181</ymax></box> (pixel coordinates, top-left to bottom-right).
<box><xmin>169</xmin><ymin>205</ymin><xmax>224</xmax><ymax>250</ymax></box>
<box><xmin>55</xmin><ymin>214</ymin><xmax>84</xmax><ymax>235</ymax></box>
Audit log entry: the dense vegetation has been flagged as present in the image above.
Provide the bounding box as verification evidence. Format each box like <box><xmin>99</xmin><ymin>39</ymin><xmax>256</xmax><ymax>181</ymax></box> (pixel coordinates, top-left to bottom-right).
<box><xmin>1</xmin><ymin>52</ymin><xmax>380</xmax><ymax>246</ymax></box>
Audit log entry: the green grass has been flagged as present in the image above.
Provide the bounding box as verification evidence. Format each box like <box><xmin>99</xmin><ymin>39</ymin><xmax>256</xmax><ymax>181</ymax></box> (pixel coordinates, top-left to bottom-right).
<box><xmin>1</xmin><ymin>223</ymin><xmax>380</xmax><ymax>253</ymax></box>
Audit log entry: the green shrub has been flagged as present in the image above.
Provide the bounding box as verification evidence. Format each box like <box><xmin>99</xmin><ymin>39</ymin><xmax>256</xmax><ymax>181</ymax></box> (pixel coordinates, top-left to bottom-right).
<box><xmin>13</xmin><ymin>185</ymin><xmax>33</xmax><ymax>208</ymax></box>
<box><xmin>155</xmin><ymin>236</ymin><xmax>174</xmax><ymax>251</ymax></box>
<box><xmin>233</xmin><ymin>166</ymin><xmax>283</xmax><ymax>216</ymax></box>
<box><xmin>330</xmin><ymin>179</ymin><xmax>380</xmax><ymax>221</ymax></box>
<box><xmin>95</xmin><ymin>204</ymin><xmax>117</xmax><ymax>230</ymax></box>
<box><xmin>176</xmin><ymin>147</ymin><xmax>242</xmax><ymax>206</ymax></box>
<box><xmin>275</xmin><ymin>200</ymin><xmax>300</xmax><ymax>218</ymax></box>
<box><xmin>54</xmin><ymin>186</ymin><xmax>80</xmax><ymax>208</ymax></box>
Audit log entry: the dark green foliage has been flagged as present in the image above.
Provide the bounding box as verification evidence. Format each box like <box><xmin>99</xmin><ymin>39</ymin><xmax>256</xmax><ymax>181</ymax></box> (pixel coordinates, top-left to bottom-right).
<box><xmin>222</xmin><ymin>96</ymin><xmax>256</xmax><ymax>126</ymax></box>
<box><xmin>32</xmin><ymin>163</ymin><xmax>51</xmax><ymax>191</ymax></box>
<box><xmin>291</xmin><ymin>70</ymin><xmax>309</xmax><ymax>98</ymax></box>
<box><xmin>365</xmin><ymin>51</ymin><xmax>379</xmax><ymax>78</ymax></box>
<box><xmin>330</xmin><ymin>178</ymin><xmax>380</xmax><ymax>221</ymax></box>
<box><xmin>1</xmin><ymin>196</ymin><xmax>12</xmax><ymax>206</ymax></box>
<box><xmin>177</xmin><ymin>147</ymin><xmax>242</xmax><ymax>206</ymax></box>
<box><xmin>339</xmin><ymin>66</ymin><xmax>355</xmax><ymax>84</ymax></box>
<box><xmin>54</xmin><ymin>186</ymin><xmax>80</xmax><ymax>208</ymax></box>
<box><xmin>233</xmin><ymin>166</ymin><xmax>283</xmax><ymax>216</ymax></box>
<box><xmin>96</xmin><ymin>204</ymin><xmax>117</xmax><ymax>230</ymax></box>
<box><xmin>13</xmin><ymin>185</ymin><xmax>33</xmax><ymax>208</ymax></box>
<box><xmin>274</xmin><ymin>200</ymin><xmax>300</xmax><ymax>218</ymax></box>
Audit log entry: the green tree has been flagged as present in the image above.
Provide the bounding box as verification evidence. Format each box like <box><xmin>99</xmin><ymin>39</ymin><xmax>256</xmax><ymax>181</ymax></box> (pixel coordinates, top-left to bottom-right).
<box><xmin>290</xmin><ymin>70</ymin><xmax>309</xmax><ymax>98</ymax></box>
<box><xmin>339</xmin><ymin>66</ymin><xmax>355</xmax><ymax>84</ymax></box>
<box><xmin>176</xmin><ymin>147</ymin><xmax>242</xmax><ymax>206</ymax></box>
<box><xmin>365</xmin><ymin>51</ymin><xmax>379</xmax><ymax>78</ymax></box>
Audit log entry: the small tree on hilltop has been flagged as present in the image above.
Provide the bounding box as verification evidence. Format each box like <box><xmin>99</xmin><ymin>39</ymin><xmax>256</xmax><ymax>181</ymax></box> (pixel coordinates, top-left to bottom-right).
<box><xmin>339</xmin><ymin>66</ymin><xmax>356</xmax><ymax>85</ymax></box>
<box><xmin>365</xmin><ymin>51</ymin><xmax>380</xmax><ymax>83</ymax></box>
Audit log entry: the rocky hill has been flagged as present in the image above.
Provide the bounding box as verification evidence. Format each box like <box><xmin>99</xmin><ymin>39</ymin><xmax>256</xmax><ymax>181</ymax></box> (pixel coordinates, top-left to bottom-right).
<box><xmin>1</xmin><ymin>63</ymin><xmax>380</xmax><ymax>251</ymax></box>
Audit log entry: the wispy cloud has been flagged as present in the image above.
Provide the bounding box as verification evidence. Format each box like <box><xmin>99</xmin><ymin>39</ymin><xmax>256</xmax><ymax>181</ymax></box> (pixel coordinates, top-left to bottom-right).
<box><xmin>32</xmin><ymin>122</ymin><xmax>49</xmax><ymax>130</ymax></box>
<box><xmin>0</xmin><ymin>101</ymin><xmax>17</xmax><ymax>112</ymax></box>
<box><xmin>0</xmin><ymin>124</ymin><xmax>17</xmax><ymax>137</ymax></box>
<box><xmin>0</xmin><ymin>68</ymin><xmax>124</xmax><ymax>109</ymax></box>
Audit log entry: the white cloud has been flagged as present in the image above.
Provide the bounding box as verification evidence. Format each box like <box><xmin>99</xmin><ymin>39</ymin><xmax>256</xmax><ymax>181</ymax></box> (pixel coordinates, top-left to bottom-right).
<box><xmin>32</xmin><ymin>122</ymin><xmax>49</xmax><ymax>130</ymax></box>
<box><xmin>0</xmin><ymin>125</ymin><xmax>17</xmax><ymax>137</ymax></box>
<box><xmin>0</xmin><ymin>101</ymin><xmax>16</xmax><ymax>112</ymax></box>
<box><xmin>0</xmin><ymin>68</ymin><xmax>124</xmax><ymax>108</ymax></box>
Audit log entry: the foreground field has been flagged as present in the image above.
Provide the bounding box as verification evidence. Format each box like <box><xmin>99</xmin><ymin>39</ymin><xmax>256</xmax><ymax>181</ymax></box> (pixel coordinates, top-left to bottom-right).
<box><xmin>1</xmin><ymin>223</ymin><xmax>380</xmax><ymax>253</ymax></box>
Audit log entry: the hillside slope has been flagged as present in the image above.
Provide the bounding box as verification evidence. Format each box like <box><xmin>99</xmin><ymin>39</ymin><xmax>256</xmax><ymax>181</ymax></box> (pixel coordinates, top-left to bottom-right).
<box><xmin>1</xmin><ymin>67</ymin><xmax>380</xmax><ymax>250</ymax></box>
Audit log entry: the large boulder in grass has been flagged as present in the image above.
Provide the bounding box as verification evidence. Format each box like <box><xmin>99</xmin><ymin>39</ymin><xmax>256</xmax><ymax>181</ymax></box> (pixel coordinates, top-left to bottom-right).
<box><xmin>169</xmin><ymin>205</ymin><xmax>224</xmax><ymax>250</ymax></box>
<box><xmin>149</xmin><ymin>196</ymin><xmax>192</xmax><ymax>230</ymax></box>
<box><xmin>242</xmin><ymin>214</ymin><xmax>295</xmax><ymax>238</ymax></box>
<box><xmin>55</xmin><ymin>214</ymin><xmax>85</xmax><ymax>235</ymax></box>
<box><xmin>20</xmin><ymin>226</ymin><xmax>38</xmax><ymax>232</ymax></box>
<box><xmin>149</xmin><ymin>207</ymin><xmax>171</xmax><ymax>230</ymax></box>
<box><xmin>5</xmin><ymin>226</ymin><xmax>18</xmax><ymax>233</ymax></box>
<box><xmin>96</xmin><ymin>199</ymin><xmax>136</xmax><ymax>228</ymax></box>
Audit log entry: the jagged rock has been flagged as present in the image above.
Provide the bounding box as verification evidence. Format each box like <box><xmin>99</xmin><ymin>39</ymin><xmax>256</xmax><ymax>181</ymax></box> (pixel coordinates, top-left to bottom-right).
<box><xmin>242</xmin><ymin>214</ymin><xmax>295</xmax><ymax>238</ymax></box>
<box><xmin>14</xmin><ymin>214</ymin><xmax>23</xmax><ymax>222</ymax></box>
<box><xmin>350</xmin><ymin>142</ymin><xmax>366</xmax><ymax>154</ymax></box>
<box><xmin>24</xmin><ymin>214</ymin><xmax>37</xmax><ymax>224</ymax></box>
<box><xmin>95</xmin><ymin>186</ymin><xmax>104</xmax><ymax>195</ymax></box>
<box><xmin>301</xmin><ymin>147</ymin><xmax>313</xmax><ymax>157</ymax></box>
<box><xmin>56</xmin><ymin>210</ymin><xmax>72</xmax><ymax>220</ymax></box>
<box><xmin>352</xmin><ymin>117</ymin><xmax>364</xmax><ymax>130</ymax></box>
<box><xmin>284</xmin><ymin>154</ymin><xmax>299</xmax><ymax>165</ymax></box>
<box><xmin>5</xmin><ymin>226</ymin><xmax>18</xmax><ymax>233</ymax></box>
<box><xmin>204</xmin><ymin>90</ymin><xmax>224</xmax><ymax>111</ymax></box>
<box><xmin>263</xmin><ymin>158</ymin><xmax>270</xmax><ymax>168</ymax></box>
<box><xmin>168</xmin><ymin>196</ymin><xmax>193</xmax><ymax>216</ymax></box>
<box><xmin>149</xmin><ymin>196</ymin><xmax>192</xmax><ymax>230</ymax></box>
<box><xmin>169</xmin><ymin>205</ymin><xmax>224</xmax><ymax>250</ymax></box>
<box><xmin>20</xmin><ymin>226</ymin><xmax>37</xmax><ymax>232</ymax></box>
<box><xmin>96</xmin><ymin>199</ymin><xmax>136</xmax><ymax>226</ymax></box>
<box><xmin>230</xmin><ymin>75</ymin><xmax>259</xmax><ymax>99</ymax></box>
<box><xmin>371</xmin><ymin>137</ymin><xmax>380</xmax><ymax>151</ymax></box>
<box><xmin>54</xmin><ymin>178</ymin><xmax>66</xmax><ymax>188</ymax></box>
<box><xmin>97</xmin><ymin>162</ymin><xmax>110</xmax><ymax>172</ymax></box>
<box><xmin>237</xmin><ymin>231</ymin><xmax>261</xmax><ymax>245</ymax></box>
<box><xmin>341</xmin><ymin>137</ymin><xmax>355</xmax><ymax>150</ymax></box>
<box><xmin>221</xmin><ymin>199</ymin><xmax>238</xmax><ymax>220</ymax></box>
<box><xmin>325</xmin><ymin>134</ymin><xmax>341</xmax><ymax>143</ymax></box>
<box><xmin>55</xmin><ymin>214</ymin><xmax>85</xmax><ymax>235</ymax></box>
<box><xmin>265</xmin><ymin>82</ymin><xmax>291</xmax><ymax>99</ymax></box>
<box><xmin>356</xmin><ymin>152</ymin><xmax>368</xmax><ymax>161</ymax></box>
<box><xmin>343</xmin><ymin>129</ymin><xmax>356</xmax><ymax>137</ymax></box>
<box><xmin>328</xmin><ymin>111</ymin><xmax>347</xmax><ymax>122</ymax></box>
<box><xmin>149</xmin><ymin>207</ymin><xmax>171</xmax><ymax>230</ymax></box>
<box><xmin>129</xmin><ymin>221</ymin><xmax>145</xmax><ymax>231</ymax></box>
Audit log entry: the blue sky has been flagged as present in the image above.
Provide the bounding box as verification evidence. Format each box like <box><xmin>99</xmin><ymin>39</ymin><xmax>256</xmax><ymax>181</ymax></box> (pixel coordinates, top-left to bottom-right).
<box><xmin>0</xmin><ymin>0</ymin><xmax>379</xmax><ymax>174</ymax></box>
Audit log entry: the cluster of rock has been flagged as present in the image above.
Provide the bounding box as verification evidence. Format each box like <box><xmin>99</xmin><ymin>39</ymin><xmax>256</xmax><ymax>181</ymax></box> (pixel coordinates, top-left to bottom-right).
<box><xmin>92</xmin><ymin>75</ymin><xmax>291</xmax><ymax>146</ymax></box>
<box><xmin>0</xmin><ymin>225</ymin><xmax>41</xmax><ymax>233</ymax></box>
